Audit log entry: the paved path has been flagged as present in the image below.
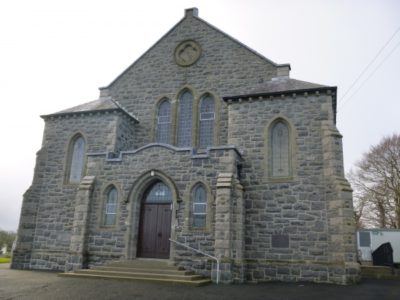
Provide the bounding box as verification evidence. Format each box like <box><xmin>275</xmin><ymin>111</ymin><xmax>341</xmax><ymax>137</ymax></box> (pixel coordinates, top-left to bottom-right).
<box><xmin>1</xmin><ymin>264</ymin><xmax>400</xmax><ymax>300</ymax></box>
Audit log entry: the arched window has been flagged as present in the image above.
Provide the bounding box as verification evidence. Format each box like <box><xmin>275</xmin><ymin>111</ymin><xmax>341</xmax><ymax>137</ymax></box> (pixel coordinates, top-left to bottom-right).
<box><xmin>271</xmin><ymin>120</ymin><xmax>290</xmax><ymax>177</ymax></box>
<box><xmin>144</xmin><ymin>181</ymin><xmax>172</xmax><ymax>203</ymax></box>
<box><xmin>199</xmin><ymin>95</ymin><xmax>215</xmax><ymax>148</ymax></box>
<box><xmin>68</xmin><ymin>135</ymin><xmax>85</xmax><ymax>183</ymax></box>
<box><xmin>156</xmin><ymin>99</ymin><xmax>171</xmax><ymax>144</ymax></box>
<box><xmin>192</xmin><ymin>184</ymin><xmax>207</xmax><ymax>228</ymax></box>
<box><xmin>104</xmin><ymin>187</ymin><xmax>118</xmax><ymax>225</ymax></box>
<box><xmin>177</xmin><ymin>91</ymin><xmax>193</xmax><ymax>147</ymax></box>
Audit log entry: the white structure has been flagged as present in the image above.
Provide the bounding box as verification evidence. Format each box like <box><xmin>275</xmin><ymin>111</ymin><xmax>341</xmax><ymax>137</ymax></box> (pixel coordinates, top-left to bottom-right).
<box><xmin>357</xmin><ymin>229</ymin><xmax>400</xmax><ymax>264</ymax></box>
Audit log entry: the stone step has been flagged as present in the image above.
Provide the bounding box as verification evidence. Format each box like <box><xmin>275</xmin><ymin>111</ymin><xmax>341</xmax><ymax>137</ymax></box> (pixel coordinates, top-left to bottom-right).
<box><xmin>74</xmin><ymin>269</ymin><xmax>203</xmax><ymax>281</ymax></box>
<box><xmin>92</xmin><ymin>266</ymin><xmax>194</xmax><ymax>275</ymax></box>
<box><xmin>59</xmin><ymin>272</ymin><xmax>211</xmax><ymax>286</ymax></box>
<box><xmin>361</xmin><ymin>266</ymin><xmax>400</xmax><ymax>280</ymax></box>
<box><xmin>105</xmin><ymin>260</ymin><xmax>181</xmax><ymax>270</ymax></box>
<box><xmin>59</xmin><ymin>259</ymin><xmax>211</xmax><ymax>286</ymax></box>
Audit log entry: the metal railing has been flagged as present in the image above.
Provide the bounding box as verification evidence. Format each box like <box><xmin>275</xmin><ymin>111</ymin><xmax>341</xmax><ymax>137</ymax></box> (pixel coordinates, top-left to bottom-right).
<box><xmin>169</xmin><ymin>238</ymin><xmax>220</xmax><ymax>284</ymax></box>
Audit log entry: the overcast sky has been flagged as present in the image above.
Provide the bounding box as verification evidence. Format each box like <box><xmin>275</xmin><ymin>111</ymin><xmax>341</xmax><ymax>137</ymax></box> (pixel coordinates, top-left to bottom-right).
<box><xmin>1</xmin><ymin>0</ymin><xmax>399</xmax><ymax>232</ymax></box>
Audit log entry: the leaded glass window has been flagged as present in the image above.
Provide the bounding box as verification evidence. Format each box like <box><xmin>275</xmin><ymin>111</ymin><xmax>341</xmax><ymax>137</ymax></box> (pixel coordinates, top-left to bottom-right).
<box><xmin>192</xmin><ymin>185</ymin><xmax>207</xmax><ymax>228</ymax></box>
<box><xmin>177</xmin><ymin>91</ymin><xmax>193</xmax><ymax>147</ymax></box>
<box><xmin>157</xmin><ymin>99</ymin><xmax>171</xmax><ymax>144</ymax></box>
<box><xmin>145</xmin><ymin>181</ymin><xmax>172</xmax><ymax>204</ymax></box>
<box><xmin>199</xmin><ymin>95</ymin><xmax>215</xmax><ymax>148</ymax></box>
<box><xmin>271</xmin><ymin>121</ymin><xmax>290</xmax><ymax>177</ymax></box>
<box><xmin>69</xmin><ymin>136</ymin><xmax>85</xmax><ymax>183</ymax></box>
<box><xmin>104</xmin><ymin>187</ymin><xmax>118</xmax><ymax>226</ymax></box>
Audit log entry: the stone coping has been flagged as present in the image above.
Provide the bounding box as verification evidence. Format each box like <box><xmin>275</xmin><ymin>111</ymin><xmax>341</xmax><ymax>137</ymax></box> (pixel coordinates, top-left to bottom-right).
<box><xmin>87</xmin><ymin>144</ymin><xmax>243</xmax><ymax>162</ymax></box>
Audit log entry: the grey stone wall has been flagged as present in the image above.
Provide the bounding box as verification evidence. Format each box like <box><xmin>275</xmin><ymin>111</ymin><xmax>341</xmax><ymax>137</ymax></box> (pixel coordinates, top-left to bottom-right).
<box><xmin>106</xmin><ymin>14</ymin><xmax>277</xmax><ymax>149</ymax></box>
<box><xmin>13</xmin><ymin>10</ymin><xmax>358</xmax><ymax>284</ymax></box>
<box><xmin>226</xmin><ymin>92</ymin><xmax>358</xmax><ymax>283</ymax></box>
<box><xmin>83</xmin><ymin>146</ymin><xmax>241</xmax><ymax>275</ymax></box>
<box><xmin>13</xmin><ymin>111</ymin><xmax>133</xmax><ymax>270</ymax></box>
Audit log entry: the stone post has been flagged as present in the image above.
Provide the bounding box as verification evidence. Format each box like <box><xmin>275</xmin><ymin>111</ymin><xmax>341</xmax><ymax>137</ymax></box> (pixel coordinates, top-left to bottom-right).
<box><xmin>65</xmin><ymin>176</ymin><xmax>95</xmax><ymax>271</ymax></box>
<box><xmin>213</xmin><ymin>172</ymin><xmax>234</xmax><ymax>283</ymax></box>
<box><xmin>322</xmin><ymin>121</ymin><xmax>360</xmax><ymax>284</ymax></box>
<box><xmin>213</xmin><ymin>170</ymin><xmax>245</xmax><ymax>283</ymax></box>
<box><xmin>232</xmin><ymin>178</ymin><xmax>245</xmax><ymax>282</ymax></box>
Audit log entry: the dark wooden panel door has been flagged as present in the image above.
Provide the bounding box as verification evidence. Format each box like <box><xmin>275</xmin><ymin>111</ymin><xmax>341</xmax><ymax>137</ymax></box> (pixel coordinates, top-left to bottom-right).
<box><xmin>137</xmin><ymin>203</ymin><xmax>172</xmax><ymax>259</ymax></box>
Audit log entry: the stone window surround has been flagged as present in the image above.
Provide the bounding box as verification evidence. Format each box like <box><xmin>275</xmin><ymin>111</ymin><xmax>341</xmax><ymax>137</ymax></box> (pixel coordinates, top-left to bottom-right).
<box><xmin>191</xmin><ymin>183</ymin><xmax>207</xmax><ymax>228</ymax></box>
<box><xmin>63</xmin><ymin>132</ymin><xmax>87</xmax><ymax>185</ymax></box>
<box><xmin>183</xmin><ymin>180</ymin><xmax>214</xmax><ymax>233</ymax></box>
<box><xmin>103</xmin><ymin>185</ymin><xmax>118</xmax><ymax>226</ymax></box>
<box><xmin>198</xmin><ymin>94</ymin><xmax>215</xmax><ymax>149</ymax></box>
<box><xmin>176</xmin><ymin>90</ymin><xmax>194</xmax><ymax>147</ymax></box>
<box><xmin>264</xmin><ymin>116</ymin><xmax>297</xmax><ymax>182</ymax></box>
<box><xmin>98</xmin><ymin>182</ymin><xmax>121</xmax><ymax>230</ymax></box>
<box><xmin>156</xmin><ymin>98</ymin><xmax>172</xmax><ymax>144</ymax></box>
<box><xmin>152</xmin><ymin>86</ymin><xmax>220</xmax><ymax>149</ymax></box>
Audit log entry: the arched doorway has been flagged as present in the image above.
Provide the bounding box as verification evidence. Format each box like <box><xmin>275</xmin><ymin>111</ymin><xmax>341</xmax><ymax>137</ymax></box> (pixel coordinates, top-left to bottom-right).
<box><xmin>137</xmin><ymin>180</ymin><xmax>172</xmax><ymax>259</ymax></box>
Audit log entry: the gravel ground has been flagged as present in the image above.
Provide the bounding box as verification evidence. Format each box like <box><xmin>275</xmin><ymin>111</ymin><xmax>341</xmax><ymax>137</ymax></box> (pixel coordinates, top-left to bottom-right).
<box><xmin>1</xmin><ymin>264</ymin><xmax>400</xmax><ymax>300</ymax></box>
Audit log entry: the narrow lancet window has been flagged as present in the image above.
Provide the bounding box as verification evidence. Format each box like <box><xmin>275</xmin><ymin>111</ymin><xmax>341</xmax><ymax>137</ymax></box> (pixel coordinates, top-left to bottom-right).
<box><xmin>199</xmin><ymin>95</ymin><xmax>215</xmax><ymax>148</ymax></box>
<box><xmin>157</xmin><ymin>99</ymin><xmax>171</xmax><ymax>144</ymax></box>
<box><xmin>177</xmin><ymin>91</ymin><xmax>193</xmax><ymax>147</ymax></box>
<box><xmin>69</xmin><ymin>136</ymin><xmax>85</xmax><ymax>183</ymax></box>
<box><xmin>192</xmin><ymin>184</ymin><xmax>207</xmax><ymax>228</ymax></box>
<box><xmin>271</xmin><ymin>121</ymin><xmax>290</xmax><ymax>177</ymax></box>
<box><xmin>104</xmin><ymin>187</ymin><xmax>118</xmax><ymax>226</ymax></box>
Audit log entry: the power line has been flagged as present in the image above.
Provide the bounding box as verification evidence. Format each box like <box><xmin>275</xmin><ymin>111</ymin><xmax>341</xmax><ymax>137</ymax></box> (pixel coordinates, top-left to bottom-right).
<box><xmin>338</xmin><ymin>25</ymin><xmax>400</xmax><ymax>107</ymax></box>
<box><xmin>339</xmin><ymin>38</ymin><xmax>400</xmax><ymax>110</ymax></box>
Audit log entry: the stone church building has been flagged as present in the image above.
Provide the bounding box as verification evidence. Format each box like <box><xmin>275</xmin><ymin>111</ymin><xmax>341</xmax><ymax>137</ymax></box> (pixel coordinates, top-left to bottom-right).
<box><xmin>12</xmin><ymin>8</ymin><xmax>360</xmax><ymax>284</ymax></box>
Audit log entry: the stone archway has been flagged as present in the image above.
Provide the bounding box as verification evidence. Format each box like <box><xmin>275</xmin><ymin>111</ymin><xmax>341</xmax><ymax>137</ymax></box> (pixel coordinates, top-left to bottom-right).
<box><xmin>137</xmin><ymin>181</ymin><xmax>172</xmax><ymax>259</ymax></box>
<box><xmin>127</xmin><ymin>170</ymin><xmax>179</xmax><ymax>260</ymax></box>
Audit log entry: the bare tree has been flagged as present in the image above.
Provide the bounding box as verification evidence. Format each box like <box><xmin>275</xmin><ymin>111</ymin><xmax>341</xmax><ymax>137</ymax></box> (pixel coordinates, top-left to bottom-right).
<box><xmin>349</xmin><ymin>134</ymin><xmax>400</xmax><ymax>228</ymax></box>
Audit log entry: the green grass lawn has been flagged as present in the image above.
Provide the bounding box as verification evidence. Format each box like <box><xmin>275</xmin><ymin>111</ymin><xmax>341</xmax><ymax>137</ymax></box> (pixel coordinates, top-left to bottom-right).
<box><xmin>0</xmin><ymin>257</ymin><xmax>11</xmax><ymax>263</ymax></box>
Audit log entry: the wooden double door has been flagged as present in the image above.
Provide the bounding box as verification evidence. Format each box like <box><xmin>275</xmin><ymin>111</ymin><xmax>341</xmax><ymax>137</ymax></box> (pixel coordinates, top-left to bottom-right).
<box><xmin>137</xmin><ymin>181</ymin><xmax>172</xmax><ymax>259</ymax></box>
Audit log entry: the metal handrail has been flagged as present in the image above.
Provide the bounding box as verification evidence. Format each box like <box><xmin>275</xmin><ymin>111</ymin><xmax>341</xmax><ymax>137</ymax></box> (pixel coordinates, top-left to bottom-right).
<box><xmin>169</xmin><ymin>238</ymin><xmax>220</xmax><ymax>284</ymax></box>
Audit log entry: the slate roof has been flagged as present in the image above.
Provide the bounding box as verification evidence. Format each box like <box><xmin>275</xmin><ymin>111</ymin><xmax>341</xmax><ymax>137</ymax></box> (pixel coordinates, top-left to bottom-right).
<box><xmin>41</xmin><ymin>98</ymin><xmax>139</xmax><ymax>122</ymax></box>
<box><xmin>54</xmin><ymin>98</ymin><xmax>118</xmax><ymax>114</ymax></box>
<box><xmin>222</xmin><ymin>77</ymin><xmax>338</xmax><ymax>124</ymax></box>
<box><xmin>223</xmin><ymin>77</ymin><xmax>333</xmax><ymax>99</ymax></box>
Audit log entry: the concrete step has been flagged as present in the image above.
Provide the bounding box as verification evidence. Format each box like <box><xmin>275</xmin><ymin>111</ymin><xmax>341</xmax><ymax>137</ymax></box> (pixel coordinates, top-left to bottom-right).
<box><xmin>59</xmin><ymin>272</ymin><xmax>211</xmax><ymax>286</ymax></box>
<box><xmin>105</xmin><ymin>260</ymin><xmax>182</xmax><ymax>270</ymax></box>
<box><xmin>74</xmin><ymin>269</ymin><xmax>203</xmax><ymax>281</ymax></box>
<box><xmin>361</xmin><ymin>266</ymin><xmax>400</xmax><ymax>280</ymax></box>
<box><xmin>59</xmin><ymin>259</ymin><xmax>211</xmax><ymax>286</ymax></box>
<box><xmin>92</xmin><ymin>266</ymin><xmax>194</xmax><ymax>275</ymax></box>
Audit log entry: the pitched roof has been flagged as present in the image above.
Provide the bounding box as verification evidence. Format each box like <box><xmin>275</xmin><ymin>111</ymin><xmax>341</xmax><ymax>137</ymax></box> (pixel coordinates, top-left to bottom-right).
<box><xmin>223</xmin><ymin>77</ymin><xmax>338</xmax><ymax>124</ymax></box>
<box><xmin>41</xmin><ymin>98</ymin><xmax>139</xmax><ymax>122</ymax></box>
<box><xmin>222</xmin><ymin>77</ymin><xmax>335</xmax><ymax>99</ymax></box>
<box><xmin>54</xmin><ymin>98</ymin><xmax>118</xmax><ymax>114</ymax></box>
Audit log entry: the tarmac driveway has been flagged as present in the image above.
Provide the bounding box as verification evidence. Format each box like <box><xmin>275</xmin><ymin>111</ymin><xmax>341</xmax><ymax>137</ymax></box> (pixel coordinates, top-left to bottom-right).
<box><xmin>1</xmin><ymin>263</ymin><xmax>400</xmax><ymax>300</ymax></box>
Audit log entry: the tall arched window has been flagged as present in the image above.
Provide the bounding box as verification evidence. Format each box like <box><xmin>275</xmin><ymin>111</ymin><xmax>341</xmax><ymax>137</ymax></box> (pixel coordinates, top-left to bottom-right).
<box><xmin>104</xmin><ymin>187</ymin><xmax>118</xmax><ymax>226</ymax></box>
<box><xmin>156</xmin><ymin>99</ymin><xmax>171</xmax><ymax>144</ymax></box>
<box><xmin>177</xmin><ymin>91</ymin><xmax>193</xmax><ymax>147</ymax></box>
<box><xmin>68</xmin><ymin>135</ymin><xmax>86</xmax><ymax>183</ymax></box>
<box><xmin>192</xmin><ymin>184</ymin><xmax>207</xmax><ymax>228</ymax></box>
<box><xmin>199</xmin><ymin>95</ymin><xmax>215</xmax><ymax>148</ymax></box>
<box><xmin>271</xmin><ymin>120</ymin><xmax>290</xmax><ymax>177</ymax></box>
